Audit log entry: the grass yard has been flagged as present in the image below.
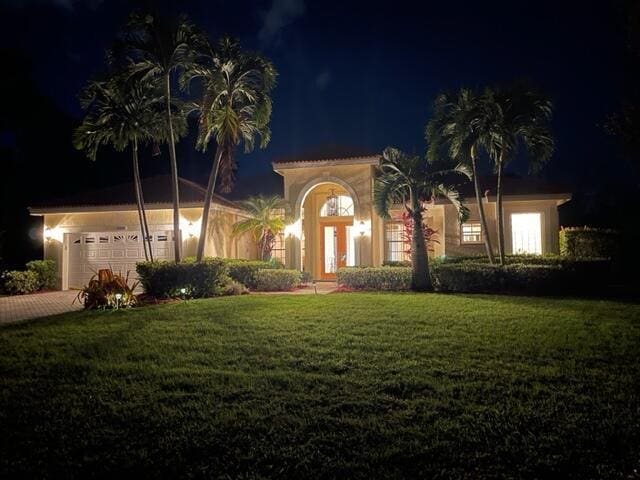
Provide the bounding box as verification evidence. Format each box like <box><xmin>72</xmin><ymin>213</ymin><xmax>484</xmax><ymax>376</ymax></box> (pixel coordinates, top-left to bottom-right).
<box><xmin>1</xmin><ymin>293</ymin><xmax>639</xmax><ymax>479</ymax></box>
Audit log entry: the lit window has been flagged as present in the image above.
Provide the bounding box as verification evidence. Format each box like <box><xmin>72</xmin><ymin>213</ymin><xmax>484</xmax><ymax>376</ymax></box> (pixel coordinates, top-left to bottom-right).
<box><xmin>461</xmin><ymin>223</ymin><xmax>482</xmax><ymax>244</ymax></box>
<box><xmin>385</xmin><ymin>222</ymin><xmax>408</xmax><ymax>262</ymax></box>
<box><xmin>511</xmin><ymin>213</ymin><xmax>542</xmax><ymax>254</ymax></box>
<box><xmin>271</xmin><ymin>232</ymin><xmax>286</xmax><ymax>264</ymax></box>
<box><xmin>320</xmin><ymin>195</ymin><xmax>354</xmax><ymax>217</ymax></box>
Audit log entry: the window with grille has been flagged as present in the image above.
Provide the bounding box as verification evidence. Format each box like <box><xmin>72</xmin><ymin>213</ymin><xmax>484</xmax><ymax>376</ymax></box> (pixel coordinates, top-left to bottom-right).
<box><xmin>271</xmin><ymin>232</ymin><xmax>286</xmax><ymax>264</ymax></box>
<box><xmin>320</xmin><ymin>195</ymin><xmax>354</xmax><ymax>217</ymax></box>
<box><xmin>385</xmin><ymin>222</ymin><xmax>408</xmax><ymax>262</ymax></box>
<box><xmin>461</xmin><ymin>223</ymin><xmax>482</xmax><ymax>244</ymax></box>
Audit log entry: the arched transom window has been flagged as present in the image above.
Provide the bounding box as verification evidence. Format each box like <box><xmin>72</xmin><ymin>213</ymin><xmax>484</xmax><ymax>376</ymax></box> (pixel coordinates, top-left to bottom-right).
<box><xmin>320</xmin><ymin>194</ymin><xmax>354</xmax><ymax>217</ymax></box>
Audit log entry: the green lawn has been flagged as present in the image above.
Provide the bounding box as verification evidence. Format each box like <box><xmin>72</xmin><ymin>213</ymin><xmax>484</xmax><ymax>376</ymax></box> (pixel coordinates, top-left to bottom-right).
<box><xmin>1</xmin><ymin>294</ymin><xmax>639</xmax><ymax>479</ymax></box>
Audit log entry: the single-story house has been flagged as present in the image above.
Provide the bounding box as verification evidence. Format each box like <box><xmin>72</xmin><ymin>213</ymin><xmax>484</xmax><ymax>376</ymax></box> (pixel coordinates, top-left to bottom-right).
<box><xmin>30</xmin><ymin>152</ymin><xmax>571</xmax><ymax>289</ymax></box>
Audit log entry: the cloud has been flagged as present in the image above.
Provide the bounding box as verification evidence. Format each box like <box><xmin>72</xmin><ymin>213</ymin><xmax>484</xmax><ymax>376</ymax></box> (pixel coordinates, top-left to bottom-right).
<box><xmin>315</xmin><ymin>70</ymin><xmax>331</xmax><ymax>89</ymax></box>
<box><xmin>258</xmin><ymin>0</ymin><xmax>305</xmax><ymax>46</ymax></box>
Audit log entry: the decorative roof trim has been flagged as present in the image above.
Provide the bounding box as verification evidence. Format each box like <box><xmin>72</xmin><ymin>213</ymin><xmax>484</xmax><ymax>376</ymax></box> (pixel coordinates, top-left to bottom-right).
<box><xmin>29</xmin><ymin>201</ymin><xmax>246</xmax><ymax>216</ymax></box>
<box><xmin>272</xmin><ymin>155</ymin><xmax>381</xmax><ymax>172</ymax></box>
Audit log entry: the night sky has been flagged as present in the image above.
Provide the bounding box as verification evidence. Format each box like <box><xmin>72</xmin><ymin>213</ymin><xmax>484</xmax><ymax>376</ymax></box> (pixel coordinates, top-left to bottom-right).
<box><xmin>0</xmin><ymin>0</ymin><xmax>636</xmax><ymax>266</ymax></box>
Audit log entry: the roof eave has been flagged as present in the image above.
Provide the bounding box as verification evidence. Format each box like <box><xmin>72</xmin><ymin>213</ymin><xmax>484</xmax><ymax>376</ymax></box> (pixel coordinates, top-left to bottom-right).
<box><xmin>29</xmin><ymin>201</ymin><xmax>246</xmax><ymax>216</ymax></box>
<box><xmin>272</xmin><ymin>155</ymin><xmax>381</xmax><ymax>171</ymax></box>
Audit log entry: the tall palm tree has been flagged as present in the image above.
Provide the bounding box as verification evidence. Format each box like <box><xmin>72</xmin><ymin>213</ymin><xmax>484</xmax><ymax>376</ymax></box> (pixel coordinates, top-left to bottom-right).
<box><xmin>374</xmin><ymin>147</ymin><xmax>470</xmax><ymax>291</ymax></box>
<box><xmin>186</xmin><ymin>37</ymin><xmax>276</xmax><ymax>262</ymax></box>
<box><xmin>232</xmin><ymin>195</ymin><xmax>290</xmax><ymax>261</ymax></box>
<box><xmin>476</xmin><ymin>84</ymin><xmax>554</xmax><ymax>264</ymax></box>
<box><xmin>73</xmin><ymin>76</ymin><xmax>167</xmax><ymax>261</ymax></box>
<box><xmin>120</xmin><ymin>11</ymin><xmax>205</xmax><ymax>262</ymax></box>
<box><xmin>426</xmin><ymin>89</ymin><xmax>497</xmax><ymax>264</ymax></box>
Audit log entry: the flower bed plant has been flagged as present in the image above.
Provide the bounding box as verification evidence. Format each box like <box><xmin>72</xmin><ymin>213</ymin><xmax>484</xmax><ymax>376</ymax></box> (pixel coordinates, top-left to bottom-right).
<box><xmin>76</xmin><ymin>268</ymin><xmax>138</xmax><ymax>309</ymax></box>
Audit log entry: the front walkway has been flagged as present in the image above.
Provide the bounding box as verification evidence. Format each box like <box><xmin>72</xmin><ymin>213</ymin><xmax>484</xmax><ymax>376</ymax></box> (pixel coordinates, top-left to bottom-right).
<box><xmin>0</xmin><ymin>291</ymin><xmax>81</xmax><ymax>325</ymax></box>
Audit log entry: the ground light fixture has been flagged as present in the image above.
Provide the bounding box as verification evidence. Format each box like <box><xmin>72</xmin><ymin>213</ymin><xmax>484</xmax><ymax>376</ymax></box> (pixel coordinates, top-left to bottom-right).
<box><xmin>114</xmin><ymin>292</ymin><xmax>122</xmax><ymax>309</ymax></box>
<box><xmin>180</xmin><ymin>287</ymin><xmax>187</xmax><ymax>301</ymax></box>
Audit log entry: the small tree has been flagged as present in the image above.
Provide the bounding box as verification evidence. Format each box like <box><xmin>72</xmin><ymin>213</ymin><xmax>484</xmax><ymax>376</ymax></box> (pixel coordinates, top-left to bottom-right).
<box><xmin>374</xmin><ymin>147</ymin><xmax>469</xmax><ymax>291</ymax></box>
<box><xmin>399</xmin><ymin>211</ymin><xmax>439</xmax><ymax>258</ymax></box>
<box><xmin>232</xmin><ymin>195</ymin><xmax>290</xmax><ymax>261</ymax></box>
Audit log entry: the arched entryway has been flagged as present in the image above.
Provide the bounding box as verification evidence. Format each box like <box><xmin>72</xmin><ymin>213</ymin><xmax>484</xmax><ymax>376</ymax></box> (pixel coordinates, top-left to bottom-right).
<box><xmin>286</xmin><ymin>178</ymin><xmax>365</xmax><ymax>280</ymax></box>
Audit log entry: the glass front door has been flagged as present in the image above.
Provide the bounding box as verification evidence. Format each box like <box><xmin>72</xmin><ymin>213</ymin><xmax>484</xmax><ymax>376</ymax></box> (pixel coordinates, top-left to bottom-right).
<box><xmin>321</xmin><ymin>222</ymin><xmax>354</xmax><ymax>279</ymax></box>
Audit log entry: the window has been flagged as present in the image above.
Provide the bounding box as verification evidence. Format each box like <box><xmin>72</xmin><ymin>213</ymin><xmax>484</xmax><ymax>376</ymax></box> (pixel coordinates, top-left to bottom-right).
<box><xmin>385</xmin><ymin>222</ymin><xmax>408</xmax><ymax>262</ymax></box>
<box><xmin>84</xmin><ymin>236</ymin><xmax>95</xmax><ymax>244</ymax></box>
<box><xmin>156</xmin><ymin>234</ymin><xmax>168</xmax><ymax>242</ymax></box>
<box><xmin>320</xmin><ymin>195</ymin><xmax>354</xmax><ymax>217</ymax></box>
<box><xmin>271</xmin><ymin>232</ymin><xmax>286</xmax><ymax>264</ymax></box>
<box><xmin>511</xmin><ymin>213</ymin><xmax>542</xmax><ymax>254</ymax></box>
<box><xmin>99</xmin><ymin>236</ymin><xmax>109</xmax><ymax>244</ymax></box>
<box><xmin>461</xmin><ymin>222</ymin><xmax>482</xmax><ymax>244</ymax></box>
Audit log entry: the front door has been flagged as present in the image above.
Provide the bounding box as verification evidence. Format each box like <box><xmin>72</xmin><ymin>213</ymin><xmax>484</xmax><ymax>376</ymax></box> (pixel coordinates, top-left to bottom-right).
<box><xmin>320</xmin><ymin>222</ymin><xmax>348</xmax><ymax>280</ymax></box>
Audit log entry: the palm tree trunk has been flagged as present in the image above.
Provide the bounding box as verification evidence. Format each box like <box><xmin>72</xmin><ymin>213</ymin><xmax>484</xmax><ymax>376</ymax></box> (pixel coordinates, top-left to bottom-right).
<box><xmin>496</xmin><ymin>154</ymin><xmax>506</xmax><ymax>265</ymax></box>
<box><xmin>132</xmin><ymin>140</ymin><xmax>149</xmax><ymax>262</ymax></box>
<box><xmin>133</xmin><ymin>138</ymin><xmax>154</xmax><ymax>262</ymax></box>
<box><xmin>196</xmin><ymin>146</ymin><xmax>223</xmax><ymax>262</ymax></box>
<box><xmin>165</xmin><ymin>73</ymin><xmax>181</xmax><ymax>263</ymax></box>
<box><xmin>410</xmin><ymin>191</ymin><xmax>432</xmax><ymax>292</ymax></box>
<box><xmin>471</xmin><ymin>148</ymin><xmax>496</xmax><ymax>264</ymax></box>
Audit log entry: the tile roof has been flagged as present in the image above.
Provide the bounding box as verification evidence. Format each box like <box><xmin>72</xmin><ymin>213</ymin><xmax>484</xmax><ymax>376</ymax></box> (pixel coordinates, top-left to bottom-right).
<box><xmin>273</xmin><ymin>145</ymin><xmax>380</xmax><ymax>164</ymax></box>
<box><xmin>29</xmin><ymin>175</ymin><xmax>239</xmax><ymax>210</ymax></box>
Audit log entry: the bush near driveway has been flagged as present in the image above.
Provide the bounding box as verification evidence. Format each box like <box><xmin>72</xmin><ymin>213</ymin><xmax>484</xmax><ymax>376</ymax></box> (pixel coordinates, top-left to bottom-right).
<box><xmin>136</xmin><ymin>258</ymin><xmax>229</xmax><ymax>298</ymax></box>
<box><xmin>0</xmin><ymin>270</ymin><xmax>39</xmax><ymax>295</ymax></box>
<box><xmin>25</xmin><ymin>260</ymin><xmax>57</xmax><ymax>290</ymax></box>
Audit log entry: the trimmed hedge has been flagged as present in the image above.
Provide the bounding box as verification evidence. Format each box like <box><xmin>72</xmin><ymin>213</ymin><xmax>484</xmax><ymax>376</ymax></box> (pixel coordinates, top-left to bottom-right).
<box><xmin>1</xmin><ymin>270</ymin><xmax>40</xmax><ymax>295</ymax></box>
<box><xmin>560</xmin><ymin>227</ymin><xmax>619</xmax><ymax>258</ymax></box>
<box><xmin>254</xmin><ymin>269</ymin><xmax>301</xmax><ymax>291</ymax></box>
<box><xmin>223</xmin><ymin>259</ymin><xmax>283</xmax><ymax>289</ymax></box>
<box><xmin>337</xmin><ymin>267</ymin><xmax>412</xmax><ymax>291</ymax></box>
<box><xmin>136</xmin><ymin>258</ymin><xmax>229</xmax><ymax>298</ymax></box>
<box><xmin>26</xmin><ymin>259</ymin><xmax>57</xmax><ymax>290</ymax></box>
<box><xmin>431</xmin><ymin>260</ymin><xmax>610</xmax><ymax>295</ymax></box>
<box><xmin>337</xmin><ymin>259</ymin><xmax>610</xmax><ymax>295</ymax></box>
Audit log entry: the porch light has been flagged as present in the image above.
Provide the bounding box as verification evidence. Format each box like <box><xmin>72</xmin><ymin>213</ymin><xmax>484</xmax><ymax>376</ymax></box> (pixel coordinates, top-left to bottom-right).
<box><xmin>284</xmin><ymin>219</ymin><xmax>302</xmax><ymax>238</ymax></box>
<box><xmin>180</xmin><ymin>217</ymin><xmax>201</xmax><ymax>238</ymax></box>
<box><xmin>44</xmin><ymin>226</ymin><xmax>63</xmax><ymax>243</ymax></box>
<box><xmin>358</xmin><ymin>220</ymin><xmax>366</xmax><ymax>236</ymax></box>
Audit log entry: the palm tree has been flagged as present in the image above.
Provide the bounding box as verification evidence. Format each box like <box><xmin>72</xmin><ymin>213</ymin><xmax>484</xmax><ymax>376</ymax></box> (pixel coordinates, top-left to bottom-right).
<box><xmin>476</xmin><ymin>84</ymin><xmax>554</xmax><ymax>264</ymax></box>
<box><xmin>426</xmin><ymin>89</ymin><xmax>496</xmax><ymax>264</ymax></box>
<box><xmin>374</xmin><ymin>147</ymin><xmax>470</xmax><ymax>291</ymax></box>
<box><xmin>120</xmin><ymin>11</ymin><xmax>206</xmax><ymax>262</ymax></box>
<box><xmin>186</xmin><ymin>37</ymin><xmax>277</xmax><ymax>262</ymax></box>
<box><xmin>232</xmin><ymin>195</ymin><xmax>290</xmax><ymax>261</ymax></box>
<box><xmin>73</xmin><ymin>76</ymin><xmax>167</xmax><ymax>261</ymax></box>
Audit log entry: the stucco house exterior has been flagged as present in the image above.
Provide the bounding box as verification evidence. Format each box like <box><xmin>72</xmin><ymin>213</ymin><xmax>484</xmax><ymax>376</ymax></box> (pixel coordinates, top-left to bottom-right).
<box><xmin>30</xmin><ymin>152</ymin><xmax>571</xmax><ymax>289</ymax></box>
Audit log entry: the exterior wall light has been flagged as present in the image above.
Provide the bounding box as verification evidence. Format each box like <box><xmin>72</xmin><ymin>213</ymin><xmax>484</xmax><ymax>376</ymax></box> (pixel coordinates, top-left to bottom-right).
<box><xmin>44</xmin><ymin>226</ymin><xmax>63</xmax><ymax>243</ymax></box>
<box><xmin>359</xmin><ymin>220</ymin><xmax>366</xmax><ymax>236</ymax></box>
<box><xmin>284</xmin><ymin>219</ymin><xmax>302</xmax><ymax>239</ymax></box>
<box><xmin>180</xmin><ymin>218</ymin><xmax>201</xmax><ymax>239</ymax></box>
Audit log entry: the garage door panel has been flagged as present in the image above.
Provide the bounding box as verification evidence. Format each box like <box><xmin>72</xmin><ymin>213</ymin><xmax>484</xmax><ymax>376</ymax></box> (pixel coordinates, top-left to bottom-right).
<box><xmin>67</xmin><ymin>231</ymin><xmax>174</xmax><ymax>289</ymax></box>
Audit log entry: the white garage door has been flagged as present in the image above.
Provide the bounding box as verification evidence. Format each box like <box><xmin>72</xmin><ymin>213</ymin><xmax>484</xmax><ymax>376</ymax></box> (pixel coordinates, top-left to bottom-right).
<box><xmin>67</xmin><ymin>231</ymin><xmax>175</xmax><ymax>289</ymax></box>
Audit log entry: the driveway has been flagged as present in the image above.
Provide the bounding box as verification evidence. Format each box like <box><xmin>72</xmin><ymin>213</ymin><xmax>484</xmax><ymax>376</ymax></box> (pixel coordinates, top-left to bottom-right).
<box><xmin>0</xmin><ymin>291</ymin><xmax>81</xmax><ymax>325</ymax></box>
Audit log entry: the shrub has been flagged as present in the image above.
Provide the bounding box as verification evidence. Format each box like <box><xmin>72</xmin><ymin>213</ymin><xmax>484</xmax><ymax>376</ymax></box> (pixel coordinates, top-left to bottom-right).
<box><xmin>76</xmin><ymin>268</ymin><xmax>138</xmax><ymax>309</ymax></box>
<box><xmin>560</xmin><ymin>227</ymin><xmax>619</xmax><ymax>258</ymax></box>
<box><xmin>337</xmin><ymin>267</ymin><xmax>411</xmax><ymax>291</ymax></box>
<box><xmin>223</xmin><ymin>259</ymin><xmax>282</xmax><ymax>289</ymax></box>
<box><xmin>300</xmin><ymin>270</ymin><xmax>313</xmax><ymax>285</ymax></box>
<box><xmin>222</xmin><ymin>279</ymin><xmax>249</xmax><ymax>296</ymax></box>
<box><xmin>254</xmin><ymin>269</ymin><xmax>301</xmax><ymax>291</ymax></box>
<box><xmin>431</xmin><ymin>260</ymin><xmax>610</xmax><ymax>295</ymax></box>
<box><xmin>26</xmin><ymin>259</ymin><xmax>57</xmax><ymax>290</ymax></box>
<box><xmin>136</xmin><ymin>258</ymin><xmax>229</xmax><ymax>298</ymax></box>
<box><xmin>436</xmin><ymin>254</ymin><xmax>568</xmax><ymax>266</ymax></box>
<box><xmin>1</xmin><ymin>270</ymin><xmax>39</xmax><ymax>295</ymax></box>
<box><xmin>382</xmin><ymin>260</ymin><xmax>411</xmax><ymax>267</ymax></box>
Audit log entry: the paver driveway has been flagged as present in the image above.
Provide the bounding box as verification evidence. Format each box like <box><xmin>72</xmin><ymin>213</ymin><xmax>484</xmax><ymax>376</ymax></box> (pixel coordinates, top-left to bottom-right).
<box><xmin>0</xmin><ymin>291</ymin><xmax>81</xmax><ymax>325</ymax></box>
